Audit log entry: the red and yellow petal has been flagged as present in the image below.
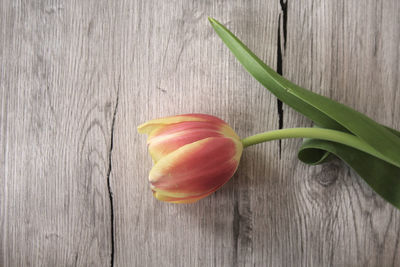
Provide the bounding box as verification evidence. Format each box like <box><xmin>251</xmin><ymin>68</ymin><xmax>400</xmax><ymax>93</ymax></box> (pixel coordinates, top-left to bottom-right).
<box><xmin>147</xmin><ymin>121</ymin><xmax>232</xmax><ymax>162</ymax></box>
<box><xmin>138</xmin><ymin>114</ymin><xmax>244</xmax><ymax>203</ymax></box>
<box><xmin>149</xmin><ymin>137</ymin><xmax>243</xmax><ymax>198</ymax></box>
<box><xmin>137</xmin><ymin>114</ymin><xmax>225</xmax><ymax>137</ymax></box>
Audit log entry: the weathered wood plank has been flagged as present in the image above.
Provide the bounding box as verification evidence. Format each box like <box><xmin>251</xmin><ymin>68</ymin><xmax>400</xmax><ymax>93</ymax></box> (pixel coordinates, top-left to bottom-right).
<box><xmin>281</xmin><ymin>0</ymin><xmax>400</xmax><ymax>266</ymax></box>
<box><xmin>1</xmin><ymin>0</ymin><xmax>399</xmax><ymax>266</ymax></box>
<box><xmin>0</xmin><ymin>0</ymin><xmax>121</xmax><ymax>265</ymax></box>
<box><xmin>111</xmin><ymin>1</ymin><xmax>280</xmax><ymax>266</ymax></box>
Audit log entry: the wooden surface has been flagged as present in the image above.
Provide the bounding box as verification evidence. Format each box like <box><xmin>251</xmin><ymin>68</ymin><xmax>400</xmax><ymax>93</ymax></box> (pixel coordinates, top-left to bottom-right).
<box><xmin>1</xmin><ymin>0</ymin><xmax>399</xmax><ymax>266</ymax></box>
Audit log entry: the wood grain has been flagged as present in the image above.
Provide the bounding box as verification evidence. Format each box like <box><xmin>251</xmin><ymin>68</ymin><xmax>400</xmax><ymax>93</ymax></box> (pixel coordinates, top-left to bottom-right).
<box><xmin>281</xmin><ymin>0</ymin><xmax>400</xmax><ymax>266</ymax></box>
<box><xmin>111</xmin><ymin>1</ymin><xmax>280</xmax><ymax>266</ymax></box>
<box><xmin>0</xmin><ymin>0</ymin><xmax>399</xmax><ymax>266</ymax></box>
<box><xmin>0</xmin><ymin>0</ymin><xmax>120</xmax><ymax>265</ymax></box>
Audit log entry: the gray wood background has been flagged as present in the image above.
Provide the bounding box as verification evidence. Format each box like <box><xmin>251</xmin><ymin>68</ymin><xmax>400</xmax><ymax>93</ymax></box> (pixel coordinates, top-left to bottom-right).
<box><xmin>1</xmin><ymin>0</ymin><xmax>399</xmax><ymax>266</ymax></box>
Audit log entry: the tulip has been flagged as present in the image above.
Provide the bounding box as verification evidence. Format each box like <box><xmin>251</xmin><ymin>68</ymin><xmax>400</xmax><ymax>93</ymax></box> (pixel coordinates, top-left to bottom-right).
<box><xmin>138</xmin><ymin>114</ymin><xmax>243</xmax><ymax>203</ymax></box>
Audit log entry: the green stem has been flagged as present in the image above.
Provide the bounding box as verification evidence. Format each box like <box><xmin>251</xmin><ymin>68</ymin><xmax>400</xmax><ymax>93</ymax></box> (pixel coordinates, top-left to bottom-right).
<box><xmin>241</xmin><ymin>128</ymin><xmax>392</xmax><ymax>165</ymax></box>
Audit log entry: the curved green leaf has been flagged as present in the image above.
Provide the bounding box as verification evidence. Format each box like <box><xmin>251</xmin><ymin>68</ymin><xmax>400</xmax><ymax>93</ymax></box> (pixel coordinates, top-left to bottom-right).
<box><xmin>209</xmin><ymin>17</ymin><xmax>400</xmax><ymax>209</ymax></box>
<box><xmin>208</xmin><ymin>18</ymin><xmax>344</xmax><ymax>131</ymax></box>
<box><xmin>209</xmin><ymin>17</ymin><xmax>400</xmax><ymax>168</ymax></box>
<box><xmin>310</xmin><ymin>126</ymin><xmax>400</xmax><ymax>166</ymax></box>
<box><xmin>298</xmin><ymin>139</ymin><xmax>400</xmax><ymax>209</ymax></box>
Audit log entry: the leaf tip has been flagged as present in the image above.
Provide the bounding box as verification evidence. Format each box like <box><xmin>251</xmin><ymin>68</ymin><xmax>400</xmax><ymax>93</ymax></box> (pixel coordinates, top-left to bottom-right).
<box><xmin>208</xmin><ymin>16</ymin><xmax>216</xmax><ymax>24</ymax></box>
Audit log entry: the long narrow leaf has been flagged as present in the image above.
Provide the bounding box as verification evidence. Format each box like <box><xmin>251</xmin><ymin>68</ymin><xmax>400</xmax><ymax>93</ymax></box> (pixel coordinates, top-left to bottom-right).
<box><xmin>209</xmin><ymin>17</ymin><xmax>400</xmax><ymax>209</ymax></box>
<box><xmin>209</xmin><ymin>18</ymin><xmax>344</xmax><ymax>131</ymax></box>
<box><xmin>209</xmin><ymin>17</ymin><xmax>400</xmax><ymax>168</ymax></box>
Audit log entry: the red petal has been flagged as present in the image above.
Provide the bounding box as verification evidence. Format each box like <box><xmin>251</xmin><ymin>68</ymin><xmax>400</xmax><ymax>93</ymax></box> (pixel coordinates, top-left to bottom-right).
<box><xmin>148</xmin><ymin>121</ymin><xmax>225</xmax><ymax>162</ymax></box>
<box><xmin>150</xmin><ymin>137</ymin><xmax>242</xmax><ymax>197</ymax></box>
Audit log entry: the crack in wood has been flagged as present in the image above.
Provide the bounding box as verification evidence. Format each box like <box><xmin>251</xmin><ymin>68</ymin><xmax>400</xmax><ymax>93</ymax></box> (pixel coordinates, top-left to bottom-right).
<box><xmin>277</xmin><ymin>0</ymin><xmax>288</xmax><ymax>158</ymax></box>
<box><xmin>107</xmin><ymin>81</ymin><xmax>120</xmax><ymax>267</ymax></box>
<box><xmin>280</xmin><ymin>0</ymin><xmax>288</xmax><ymax>49</ymax></box>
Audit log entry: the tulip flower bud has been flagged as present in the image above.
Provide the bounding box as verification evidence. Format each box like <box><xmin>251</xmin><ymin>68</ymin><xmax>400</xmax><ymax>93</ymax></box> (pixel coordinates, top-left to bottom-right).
<box><xmin>138</xmin><ymin>114</ymin><xmax>243</xmax><ymax>203</ymax></box>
